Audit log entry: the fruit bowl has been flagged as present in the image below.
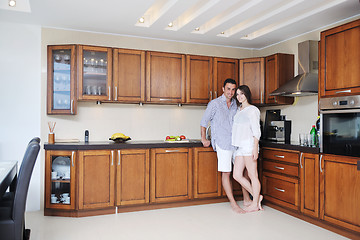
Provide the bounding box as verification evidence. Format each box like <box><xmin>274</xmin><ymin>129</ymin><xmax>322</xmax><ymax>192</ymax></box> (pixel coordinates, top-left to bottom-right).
<box><xmin>109</xmin><ymin>137</ymin><xmax>131</xmax><ymax>143</ymax></box>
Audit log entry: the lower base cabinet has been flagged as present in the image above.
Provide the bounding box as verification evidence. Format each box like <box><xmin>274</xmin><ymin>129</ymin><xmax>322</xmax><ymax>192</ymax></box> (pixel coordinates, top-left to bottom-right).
<box><xmin>150</xmin><ymin>148</ymin><xmax>192</xmax><ymax>203</ymax></box>
<box><xmin>320</xmin><ymin>154</ymin><xmax>360</xmax><ymax>233</ymax></box>
<box><xmin>300</xmin><ymin>153</ymin><xmax>319</xmax><ymax>218</ymax></box>
<box><xmin>78</xmin><ymin>150</ymin><xmax>116</xmax><ymax>210</ymax></box>
<box><xmin>262</xmin><ymin>172</ymin><xmax>299</xmax><ymax>210</ymax></box>
<box><xmin>193</xmin><ymin>148</ymin><xmax>222</xmax><ymax>198</ymax></box>
<box><xmin>116</xmin><ymin>149</ymin><xmax>150</xmax><ymax>206</ymax></box>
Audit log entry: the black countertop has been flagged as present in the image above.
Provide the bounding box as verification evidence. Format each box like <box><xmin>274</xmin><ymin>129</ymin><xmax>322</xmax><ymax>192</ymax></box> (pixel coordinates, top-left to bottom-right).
<box><xmin>45</xmin><ymin>139</ymin><xmax>319</xmax><ymax>154</ymax></box>
<box><xmin>260</xmin><ymin>140</ymin><xmax>320</xmax><ymax>154</ymax></box>
<box><xmin>44</xmin><ymin>139</ymin><xmax>204</xmax><ymax>150</ymax></box>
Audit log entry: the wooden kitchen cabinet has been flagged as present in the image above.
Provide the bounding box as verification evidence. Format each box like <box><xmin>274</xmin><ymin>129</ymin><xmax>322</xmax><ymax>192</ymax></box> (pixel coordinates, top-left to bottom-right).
<box><xmin>320</xmin><ymin>154</ymin><xmax>360</xmax><ymax>232</ymax></box>
<box><xmin>47</xmin><ymin>45</ymin><xmax>77</xmax><ymax>115</ymax></box>
<box><xmin>265</xmin><ymin>53</ymin><xmax>294</xmax><ymax>105</ymax></box>
<box><xmin>193</xmin><ymin>148</ymin><xmax>221</xmax><ymax>198</ymax></box>
<box><xmin>113</xmin><ymin>48</ymin><xmax>145</xmax><ymax>103</ymax></box>
<box><xmin>78</xmin><ymin>150</ymin><xmax>116</xmax><ymax>210</ymax></box>
<box><xmin>116</xmin><ymin>149</ymin><xmax>150</xmax><ymax>206</ymax></box>
<box><xmin>150</xmin><ymin>148</ymin><xmax>192</xmax><ymax>203</ymax></box>
<box><xmin>77</xmin><ymin>45</ymin><xmax>113</xmax><ymax>101</ymax></box>
<box><xmin>146</xmin><ymin>51</ymin><xmax>186</xmax><ymax>104</ymax></box>
<box><xmin>319</xmin><ymin>19</ymin><xmax>360</xmax><ymax>97</ymax></box>
<box><xmin>186</xmin><ymin>55</ymin><xmax>213</xmax><ymax>104</ymax></box>
<box><xmin>239</xmin><ymin>57</ymin><xmax>265</xmax><ymax>104</ymax></box>
<box><xmin>213</xmin><ymin>57</ymin><xmax>239</xmax><ymax>99</ymax></box>
<box><xmin>45</xmin><ymin>150</ymin><xmax>76</xmax><ymax>210</ymax></box>
<box><xmin>261</xmin><ymin>147</ymin><xmax>300</xmax><ymax>211</ymax></box>
<box><xmin>300</xmin><ymin>153</ymin><xmax>319</xmax><ymax>218</ymax></box>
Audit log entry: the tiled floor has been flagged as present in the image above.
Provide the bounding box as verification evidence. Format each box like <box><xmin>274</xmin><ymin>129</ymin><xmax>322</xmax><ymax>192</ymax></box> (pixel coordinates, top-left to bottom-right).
<box><xmin>26</xmin><ymin>202</ymin><xmax>348</xmax><ymax>240</ymax></box>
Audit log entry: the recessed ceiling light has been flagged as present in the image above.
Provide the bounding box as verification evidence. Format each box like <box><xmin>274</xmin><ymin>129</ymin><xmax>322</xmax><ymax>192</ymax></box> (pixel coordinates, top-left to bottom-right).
<box><xmin>194</xmin><ymin>27</ymin><xmax>200</xmax><ymax>31</ymax></box>
<box><xmin>168</xmin><ymin>22</ymin><xmax>173</xmax><ymax>27</ymax></box>
<box><xmin>8</xmin><ymin>0</ymin><xmax>16</xmax><ymax>7</ymax></box>
<box><xmin>139</xmin><ymin>17</ymin><xmax>145</xmax><ymax>23</ymax></box>
<box><xmin>220</xmin><ymin>32</ymin><xmax>225</xmax><ymax>35</ymax></box>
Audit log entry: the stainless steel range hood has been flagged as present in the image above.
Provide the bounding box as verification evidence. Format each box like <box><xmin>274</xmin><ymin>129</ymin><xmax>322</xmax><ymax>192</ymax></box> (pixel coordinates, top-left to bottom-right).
<box><xmin>270</xmin><ymin>40</ymin><xmax>318</xmax><ymax>97</ymax></box>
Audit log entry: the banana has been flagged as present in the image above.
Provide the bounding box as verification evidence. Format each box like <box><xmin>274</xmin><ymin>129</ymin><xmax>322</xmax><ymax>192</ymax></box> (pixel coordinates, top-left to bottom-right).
<box><xmin>110</xmin><ymin>133</ymin><xmax>130</xmax><ymax>140</ymax></box>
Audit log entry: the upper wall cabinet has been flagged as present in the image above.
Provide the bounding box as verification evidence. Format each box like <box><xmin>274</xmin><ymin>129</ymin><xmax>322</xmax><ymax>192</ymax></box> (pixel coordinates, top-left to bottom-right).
<box><xmin>319</xmin><ymin>19</ymin><xmax>360</xmax><ymax>98</ymax></box>
<box><xmin>239</xmin><ymin>57</ymin><xmax>265</xmax><ymax>104</ymax></box>
<box><xmin>213</xmin><ymin>57</ymin><xmax>239</xmax><ymax>99</ymax></box>
<box><xmin>113</xmin><ymin>49</ymin><xmax>145</xmax><ymax>103</ymax></box>
<box><xmin>47</xmin><ymin>45</ymin><xmax>77</xmax><ymax>115</ymax></box>
<box><xmin>265</xmin><ymin>53</ymin><xmax>294</xmax><ymax>105</ymax></box>
<box><xmin>77</xmin><ymin>45</ymin><xmax>112</xmax><ymax>101</ymax></box>
<box><xmin>146</xmin><ymin>51</ymin><xmax>186</xmax><ymax>104</ymax></box>
<box><xmin>186</xmin><ymin>55</ymin><xmax>213</xmax><ymax>104</ymax></box>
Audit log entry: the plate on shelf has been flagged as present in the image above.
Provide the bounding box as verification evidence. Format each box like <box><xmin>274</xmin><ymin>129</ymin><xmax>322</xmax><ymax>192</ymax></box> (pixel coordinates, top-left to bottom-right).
<box><xmin>52</xmin><ymin>156</ymin><xmax>70</xmax><ymax>179</ymax></box>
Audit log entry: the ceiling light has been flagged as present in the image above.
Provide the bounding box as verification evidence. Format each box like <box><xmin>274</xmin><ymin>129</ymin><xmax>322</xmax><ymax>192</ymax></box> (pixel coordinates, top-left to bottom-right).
<box><xmin>8</xmin><ymin>0</ymin><xmax>16</xmax><ymax>7</ymax></box>
<box><xmin>139</xmin><ymin>17</ymin><xmax>145</xmax><ymax>23</ymax></box>
<box><xmin>194</xmin><ymin>27</ymin><xmax>200</xmax><ymax>31</ymax></box>
<box><xmin>220</xmin><ymin>32</ymin><xmax>225</xmax><ymax>35</ymax></box>
<box><xmin>168</xmin><ymin>22</ymin><xmax>173</xmax><ymax>27</ymax></box>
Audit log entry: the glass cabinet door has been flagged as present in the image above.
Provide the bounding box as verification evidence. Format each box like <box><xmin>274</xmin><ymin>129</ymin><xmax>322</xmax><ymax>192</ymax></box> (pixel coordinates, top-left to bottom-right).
<box><xmin>47</xmin><ymin>45</ymin><xmax>76</xmax><ymax>115</ymax></box>
<box><xmin>78</xmin><ymin>45</ymin><xmax>112</xmax><ymax>101</ymax></box>
<box><xmin>45</xmin><ymin>151</ymin><xmax>76</xmax><ymax>210</ymax></box>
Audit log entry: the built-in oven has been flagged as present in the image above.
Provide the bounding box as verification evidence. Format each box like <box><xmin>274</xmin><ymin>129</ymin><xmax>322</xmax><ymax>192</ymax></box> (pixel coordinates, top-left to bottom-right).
<box><xmin>319</xmin><ymin>95</ymin><xmax>360</xmax><ymax>157</ymax></box>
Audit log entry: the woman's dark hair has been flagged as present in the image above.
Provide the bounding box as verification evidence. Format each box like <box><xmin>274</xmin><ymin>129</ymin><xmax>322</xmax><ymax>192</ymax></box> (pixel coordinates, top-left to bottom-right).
<box><xmin>234</xmin><ymin>85</ymin><xmax>252</xmax><ymax>106</ymax></box>
<box><xmin>223</xmin><ymin>78</ymin><xmax>237</xmax><ymax>88</ymax></box>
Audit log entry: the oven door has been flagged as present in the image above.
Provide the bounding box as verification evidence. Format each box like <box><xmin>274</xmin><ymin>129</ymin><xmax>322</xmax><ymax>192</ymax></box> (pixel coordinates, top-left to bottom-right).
<box><xmin>321</xmin><ymin>109</ymin><xmax>360</xmax><ymax>157</ymax></box>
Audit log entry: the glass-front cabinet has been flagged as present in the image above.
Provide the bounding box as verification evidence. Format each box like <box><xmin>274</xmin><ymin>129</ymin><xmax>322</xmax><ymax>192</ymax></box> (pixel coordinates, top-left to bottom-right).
<box><xmin>47</xmin><ymin>45</ymin><xmax>76</xmax><ymax>115</ymax></box>
<box><xmin>77</xmin><ymin>45</ymin><xmax>112</xmax><ymax>101</ymax></box>
<box><xmin>45</xmin><ymin>150</ymin><xmax>76</xmax><ymax>210</ymax></box>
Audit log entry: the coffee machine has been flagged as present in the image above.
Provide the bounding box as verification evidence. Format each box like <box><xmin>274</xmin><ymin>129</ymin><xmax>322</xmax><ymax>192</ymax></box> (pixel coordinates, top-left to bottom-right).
<box><xmin>264</xmin><ymin>110</ymin><xmax>291</xmax><ymax>143</ymax></box>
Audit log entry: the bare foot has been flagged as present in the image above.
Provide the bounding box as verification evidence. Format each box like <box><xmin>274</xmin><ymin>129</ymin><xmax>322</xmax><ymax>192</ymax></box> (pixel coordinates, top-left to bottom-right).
<box><xmin>243</xmin><ymin>200</ymin><xmax>252</xmax><ymax>207</ymax></box>
<box><xmin>244</xmin><ymin>203</ymin><xmax>260</xmax><ymax>213</ymax></box>
<box><xmin>258</xmin><ymin>195</ymin><xmax>264</xmax><ymax>211</ymax></box>
<box><xmin>231</xmin><ymin>202</ymin><xmax>245</xmax><ymax>214</ymax></box>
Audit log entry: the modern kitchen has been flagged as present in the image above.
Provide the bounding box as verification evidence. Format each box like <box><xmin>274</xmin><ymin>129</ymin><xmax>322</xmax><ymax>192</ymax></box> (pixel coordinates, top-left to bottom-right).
<box><xmin>1</xmin><ymin>0</ymin><xmax>360</xmax><ymax>239</ymax></box>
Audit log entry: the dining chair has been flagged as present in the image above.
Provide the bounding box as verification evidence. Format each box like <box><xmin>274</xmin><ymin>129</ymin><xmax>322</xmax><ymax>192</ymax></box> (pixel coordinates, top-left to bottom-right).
<box><xmin>0</xmin><ymin>138</ymin><xmax>40</xmax><ymax>240</ymax></box>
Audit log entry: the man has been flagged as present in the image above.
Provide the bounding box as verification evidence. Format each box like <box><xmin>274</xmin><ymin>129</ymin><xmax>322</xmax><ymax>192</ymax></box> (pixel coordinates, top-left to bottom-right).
<box><xmin>200</xmin><ymin>78</ymin><xmax>250</xmax><ymax>213</ymax></box>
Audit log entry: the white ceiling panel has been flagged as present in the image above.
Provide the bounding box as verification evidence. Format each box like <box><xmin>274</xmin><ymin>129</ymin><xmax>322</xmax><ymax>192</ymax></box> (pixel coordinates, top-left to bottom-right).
<box><xmin>0</xmin><ymin>0</ymin><xmax>359</xmax><ymax>49</ymax></box>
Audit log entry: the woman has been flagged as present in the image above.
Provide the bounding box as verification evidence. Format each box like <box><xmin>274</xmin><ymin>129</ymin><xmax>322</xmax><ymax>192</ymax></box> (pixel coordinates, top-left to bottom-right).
<box><xmin>231</xmin><ymin>85</ymin><xmax>263</xmax><ymax>212</ymax></box>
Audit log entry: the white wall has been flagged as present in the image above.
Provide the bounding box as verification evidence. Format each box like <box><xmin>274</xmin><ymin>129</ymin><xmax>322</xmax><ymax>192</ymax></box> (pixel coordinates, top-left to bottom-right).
<box><xmin>0</xmin><ymin>22</ymin><xmax>41</xmax><ymax>211</ymax></box>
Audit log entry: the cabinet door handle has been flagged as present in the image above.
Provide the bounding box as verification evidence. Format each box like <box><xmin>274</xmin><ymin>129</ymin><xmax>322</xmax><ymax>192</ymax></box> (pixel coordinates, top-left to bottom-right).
<box><xmin>214</xmin><ymin>91</ymin><xmax>217</xmax><ymax>98</ymax></box>
<box><xmin>274</xmin><ymin>155</ymin><xmax>285</xmax><ymax>158</ymax></box>
<box><xmin>115</xmin><ymin>87</ymin><xmax>118</xmax><ymax>101</ymax></box>
<box><xmin>71</xmin><ymin>151</ymin><xmax>75</xmax><ymax>167</ymax></box>
<box><xmin>274</xmin><ymin>187</ymin><xmax>285</xmax><ymax>192</ymax></box>
<box><xmin>108</xmin><ymin>87</ymin><xmax>111</xmax><ymax>101</ymax></box>
<box><xmin>165</xmin><ymin>150</ymin><xmax>179</xmax><ymax>153</ymax></box>
<box><xmin>70</xmin><ymin>100</ymin><xmax>74</xmax><ymax>114</ymax></box>
<box><xmin>111</xmin><ymin>151</ymin><xmax>114</xmax><ymax>166</ymax></box>
<box><xmin>274</xmin><ymin>166</ymin><xmax>284</xmax><ymax>170</ymax></box>
<box><xmin>118</xmin><ymin>150</ymin><xmax>121</xmax><ymax>165</ymax></box>
<box><xmin>159</xmin><ymin>98</ymin><xmax>172</xmax><ymax>101</ymax></box>
<box><xmin>209</xmin><ymin>91</ymin><xmax>212</xmax><ymax>101</ymax></box>
<box><xmin>300</xmin><ymin>152</ymin><xmax>303</xmax><ymax>169</ymax></box>
<box><xmin>260</xmin><ymin>91</ymin><xmax>263</xmax><ymax>104</ymax></box>
<box><xmin>319</xmin><ymin>155</ymin><xmax>323</xmax><ymax>173</ymax></box>
<box><xmin>335</xmin><ymin>89</ymin><xmax>351</xmax><ymax>94</ymax></box>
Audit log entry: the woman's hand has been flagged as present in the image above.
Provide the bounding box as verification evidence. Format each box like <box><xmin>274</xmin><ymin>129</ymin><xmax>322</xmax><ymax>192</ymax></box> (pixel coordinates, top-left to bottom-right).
<box><xmin>252</xmin><ymin>144</ymin><xmax>259</xmax><ymax>160</ymax></box>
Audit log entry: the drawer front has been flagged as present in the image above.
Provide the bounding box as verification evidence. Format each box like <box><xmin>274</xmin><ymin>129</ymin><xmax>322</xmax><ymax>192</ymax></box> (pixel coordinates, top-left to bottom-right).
<box><xmin>263</xmin><ymin>160</ymin><xmax>299</xmax><ymax>177</ymax></box>
<box><xmin>263</xmin><ymin>149</ymin><xmax>299</xmax><ymax>164</ymax></box>
<box><xmin>264</xmin><ymin>175</ymin><xmax>296</xmax><ymax>205</ymax></box>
